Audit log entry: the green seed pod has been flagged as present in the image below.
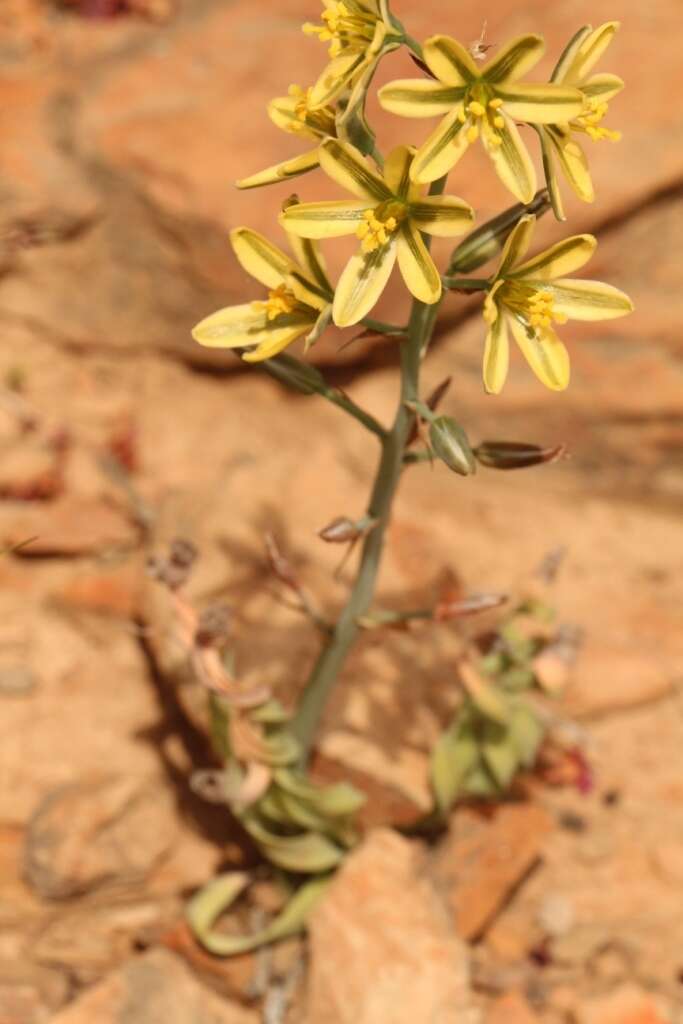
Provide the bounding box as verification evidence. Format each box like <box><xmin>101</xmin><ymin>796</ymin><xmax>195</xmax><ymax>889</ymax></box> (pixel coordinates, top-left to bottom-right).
<box><xmin>429</xmin><ymin>416</ymin><xmax>476</xmax><ymax>476</ymax></box>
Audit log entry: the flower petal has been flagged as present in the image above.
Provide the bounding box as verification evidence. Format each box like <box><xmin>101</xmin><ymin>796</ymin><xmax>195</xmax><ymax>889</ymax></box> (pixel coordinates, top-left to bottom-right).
<box><xmin>287</xmin><ymin>270</ymin><xmax>330</xmax><ymax>312</ymax></box>
<box><xmin>511</xmin><ymin>234</ymin><xmax>596</xmax><ymax>281</ymax></box>
<box><xmin>382</xmin><ymin>144</ymin><xmax>416</xmax><ymax>198</ymax></box>
<box><xmin>497</xmin><ymin>215</ymin><xmax>535</xmax><ymax>274</ymax></box>
<box><xmin>309</xmin><ymin>51</ymin><xmax>368</xmax><ymax>108</ymax></box>
<box><xmin>423</xmin><ymin>35</ymin><xmax>479</xmax><ymax>86</ymax></box>
<box><xmin>409</xmin><ymin>195</ymin><xmax>474</xmax><ymax>237</ymax></box>
<box><xmin>482</xmin><ymin>309</ymin><xmax>510</xmax><ymax>394</ymax></box>
<box><xmin>319</xmin><ymin>138</ymin><xmax>391</xmax><ymax>201</ymax></box>
<box><xmin>537</xmin><ymin>126</ymin><xmax>566</xmax><ymax>221</ymax></box>
<box><xmin>230</xmin><ymin>228</ymin><xmax>295</xmax><ymax>289</ymax></box>
<box><xmin>397</xmin><ymin>224</ymin><xmax>441</xmax><ymax>304</ymax></box>
<box><xmin>481</xmin><ymin>113</ymin><xmax>536</xmax><ymax>204</ymax></box>
<box><xmin>242</xmin><ymin>322</ymin><xmax>314</xmax><ymax>362</ymax></box>
<box><xmin>495</xmin><ymin>83</ymin><xmax>584</xmax><ymax>124</ymax></box>
<box><xmin>268</xmin><ymin>96</ymin><xmax>316</xmax><ymax>138</ymax></box>
<box><xmin>192</xmin><ymin>303</ymin><xmax>268</xmax><ymax>349</ymax></box>
<box><xmin>508</xmin><ymin>315</ymin><xmax>570</xmax><ymax>391</ymax></box>
<box><xmin>285</xmin><ymin>236</ymin><xmax>332</xmax><ymax>294</ymax></box>
<box><xmin>303</xmin><ymin>304</ymin><xmax>333</xmax><ymax>353</ymax></box>
<box><xmin>332</xmin><ymin>240</ymin><xmax>398</xmax><ymax>327</ymax></box>
<box><xmin>280</xmin><ymin>200</ymin><xmax>370</xmax><ymax>239</ymax></box>
<box><xmin>410</xmin><ymin>107</ymin><xmax>471</xmax><ymax>184</ymax></box>
<box><xmin>551</xmin><ymin>25</ymin><xmax>593</xmax><ymax>84</ymax></box>
<box><xmin>581</xmin><ymin>72</ymin><xmax>624</xmax><ymax>103</ymax></box>
<box><xmin>378</xmin><ymin>79</ymin><xmax>464</xmax><ymax>118</ymax></box>
<box><xmin>547</xmin><ymin>278</ymin><xmax>634</xmax><ymax>320</ymax></box>
<box><xmin>236</xmin><ymin>149</ymin><xmax>321</xmax><ymax>190</ymax></box>
<box><xmin>571</xmin><ymin>22</ymin><xmax>620</xmax><ymax>82</ymax></box>
<box><xmin>483</xmin><ymin>34</ymin><xmax>544</xmax><ymax>84</ymax></box>
<box><xmin>546</xmin><ymin>127</ymin><xmax>594</xmax><ymax>203</ymax></box>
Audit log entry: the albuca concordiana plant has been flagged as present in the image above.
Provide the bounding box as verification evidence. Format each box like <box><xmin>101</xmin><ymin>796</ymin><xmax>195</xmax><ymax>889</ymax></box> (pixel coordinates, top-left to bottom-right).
<box><xmin>186</xmin><ymin>4</ymin><xmax>633</xmax><ymax>954</ymax></box>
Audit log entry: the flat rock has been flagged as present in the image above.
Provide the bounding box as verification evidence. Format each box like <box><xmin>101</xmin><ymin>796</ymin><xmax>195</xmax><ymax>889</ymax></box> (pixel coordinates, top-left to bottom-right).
<box><xmin>24</xmin><ymin>776</ymin><xmax>178</xmax><ymax>899</ymax></box>
<box><xmin>434</xmin><ymin>803</ymin><xmax>553</xmax><ymax>941</ymax></box>
<box><xmin>49</xmin><ymin>948</ymin><xmax>258</xmax><ymax>1024</ymax></box>
<box><xmin>305</xmin><ymin>828</ymin><xmax>475</xmax><ymax>1024</ymax></box>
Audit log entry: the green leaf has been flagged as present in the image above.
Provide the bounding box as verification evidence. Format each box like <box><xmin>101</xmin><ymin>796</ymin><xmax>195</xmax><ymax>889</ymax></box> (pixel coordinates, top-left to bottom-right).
<box><xmin>208</xmin><ymin>694</ymin><xmax>232</xmax><ymax>760</ymax></box>
<box><xmin>509</xmin><ymin>703</ymin><xmax>544</xmax><ymax>767</ymax></box>
<box><xmin>274</xmin><ymin>769</ymin><xmax>366</xmax><ymax>818</ymax></box>
<box><xmin>243</xmin><ymin>815</ymin><xmax>346</xmax><ymax>873</ymax></box>
<box><xmin>481</xmin><ymin>720</ymin><xmax>520</xmax><ymax>789</ymax></box>
<box><xmin>430</xmin><ymin>719</ymin><xmax>478</xmax><ymax>814</ymax></box>
<box><xmin>250</xmin><ymin>699</ymin><xmax>291</xmax><ymax>725</ymax></box>
<box><xmin>188</xmin><ymin>872</ymin><xmax>330</xmax><ymax>956</ymax></box>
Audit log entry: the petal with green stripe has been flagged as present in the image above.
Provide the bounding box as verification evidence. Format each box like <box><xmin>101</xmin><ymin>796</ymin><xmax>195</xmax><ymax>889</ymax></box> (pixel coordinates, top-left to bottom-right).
<box><xmin>546</xmin><ymin>128</ymin><xmax>594</xmax><ymax>203</ymax></box>
<box><xmin>410</xmin><ymin>107</ymin><xmax>471</xmax><ymax>184</ymax></box>
<box><xmin>379</xmin><ymin>79</ymin><xmax>465</xmax><ymax>118</ymax></box>
<box><xmin>508</xmin><ymin>316</ymin><xmax>570</xmax><ymax>391</ymax></box>
<box><xmin>494</xmin><ymin>83</ymin><xmax>584</xmax><ymax>124</ymax></box>
<box><xmin>319</xmin><ymin>138</ymin><xmax>391</xmax><ymax>201</ymax></box>
<box><xmin>280</xmin><ymin>199</ymin><xmax>370</xmax><ymax>239</ymax></box>
<box><xmin>551</xmin><ymin>25</ymin><xmax>592</xmax><ymax>84</ymax></box>
<box><xmin>241</xmin><ymin>321</ymin><xmax>314</xmax><ymax>362</ymax></box>
<box><xmin>581</xmin><ymin>72</ymin><xmax>624</xmax><ymax>103</ymax></box>
<box><xmin>285</xmin><ymin>235</ymin><xmax>332</xmax><ymax>294</ymax></box>
<box><xmin>497</xmin><ymin>215</ymin><xmax>535</xmax><ymax>275</ymax></box>
<box><xmin>309</xmin><ymin>51</ymin><xmax>368</xmax><ymax>108</ymax></box>
<box><xmin>481</xmin><ymin>113</ymin><xmax>536</xmax><ymax>204</ymax></box>
<box><xmin>423</xmin><ymin>35</ymin><xmax>479</xmax><ymax>86</ymax></box>
<box><xmin>397</xmin><ymin>224</ymin><xmax>441</xmax><ymax>304</ymax></box>
<box><xmin>571</xmin><ymin>22</ymin><xmax>619</xmax><ymax>82</ymax></box>
<box><xmin>483</xmin><ymin>34</ymin><xmax>544</xmax><ymax>83</ymax></box>
<box><xmin>192</xmin><ymin>303</ymin><xmax>269</xmax><ymax>349</ymax></box>
<box><xmin>547</xmin><ymin>278</ymin><xmax>634</xmax><ymax>320</ymax></box>
<box><xmin>483</xmin><ymin>309</ymin><xmax>510</xmax><ymax>394</ymax></box>
<box><xmin>511</xmin><ymin>233</ymin><xmax>596</xmax><ymax>281</ymax></box>
<box><xmin>236</xmin><ymin>149</ymin><xmax>321</xmax><ymax>191</ymax></box>
<box><xmin>383</xmin><ymin>145</ymin><xmax>415</xmax><ymax>198</ymax></box>
<box><xmin>332</xmin><ymin>240</ymin><xmax>398</xmax><ymax>327</ymax></box>
<box><xmin>409</xmin><ymin>195</ymin><xmax>474</xmax><ymax>238</ymax></box>
<box><xmin>230</xmin><ymin>228</ymin><xmax>295</xmax><ymax>289</ymax></box>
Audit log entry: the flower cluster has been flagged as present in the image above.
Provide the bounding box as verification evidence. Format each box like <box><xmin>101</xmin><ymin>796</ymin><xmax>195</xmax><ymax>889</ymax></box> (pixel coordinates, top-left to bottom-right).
<box><xmin>194</xmin><ymin>5</ymin><xmax>633</xmax><ymax>393</ymax></box>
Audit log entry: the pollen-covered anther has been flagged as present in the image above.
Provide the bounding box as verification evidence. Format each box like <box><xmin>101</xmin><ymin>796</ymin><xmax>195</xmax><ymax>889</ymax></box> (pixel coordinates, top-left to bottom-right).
<box><xmin>356</xmin><ymin>208</ymin><xmax>399</xmax><ymax>253</ymax></box>
<box><xmin>574</xmin><ymin>100</ymin><xmax>621</xmax><ymax>142</ymax></box>
<box><xmin>464</xmin><ymin>96</ymin><xmax>504</xmax><ymax>145</ymax></box>
<box><xmin>303</xmin><ymin>2</ymin><xmax>377</xmax><ymax>58</ymax></box>
<box><xmin>253</xmin><ymin>285</ymin><xmax>298</xmax><ymax>321</ymax></box>
<box><xmin>525</xmin><ymin>290</ymin><xmax>568</xmax><ymax>329</ymax></box>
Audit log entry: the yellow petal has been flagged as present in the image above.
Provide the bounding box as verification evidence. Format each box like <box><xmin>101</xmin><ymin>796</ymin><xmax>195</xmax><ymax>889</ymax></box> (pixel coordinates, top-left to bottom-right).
<box><xmin>242</xmin><ymin>322</ymin><xmax>314</xmax><ymax>362</ymax></box>
<box><xmin>581</xmin><ymin>72</ymin><xmax>624</xmax><ymax>103</ymax></box>
<box><xmin>280</xmin><ymin>199</ymin><xmax>370</xmax><ymax>239</ymax></box>
<box><xmin>383</xmin><ymin>145</ymin><xmax>415</xmax><ymax>197</ymax></box>
<box><xmin>571</xmin><ymin>22</ymin><xmax>620</xmax><ymax>82</ymax></box>
<box><xmin>482</xmin><ymin>309</ymin><xmax>510</xmax><ymax>394</ymax></box>
<box><xmin>319</xmin><ymin>138</ymin><xmax>390</xmax><ymax>201</ymax></box>
<box><xmin>547</xmin><ymin>278</ymin><xmax>634</xmax><ymax>320</ymax></box>
<box><xmin>268</xmin><ymin>96</ymin><xmax>316</xmax><ymax>138</ymax></box>
<box><xmin>397</xmin><ymin>225</ymin><xmax>441</xmax><ymax>304</ymax></box>
<box><xmin>494</xmin><ymin>83</ymin><xmax>584</xmax><ymax>124</ymax></box>
<box><xmin>332</xmin><ymin>240</ymin><xmax>398</xmax><ymax>327</ymax></box>
<box><xmin>230</xmin><ymin>228</ymin><xmax>294</xmax><ymax>289</ymax></box>
<box><xmin>309</xmin><ymin>51</ymin><xmax>367</xmax><ymax>109</ymax></box>
<box><xmin>511</xmin><ymin>234</ymin><xmax>596</xmax><ymax>281</ymax></box>
<box><xmin>409</xmin><ymin>195</ymin><xmax>474</xmax><ymax>238</ymax></box>
<box><xmin>423</xmin><ymin>34</ymin><xmax>478</xmax><ymax>86</ymax></box>
<box><xmin>410</xmin><ymin>107</ymin><xmax>471</xmax><ymax>184</ymax></box>
<box><xmin>508</xmin><ymin>315</ymin><xmax>570</xmax><ymax>391</ymax></box>
<box><xmin>537</xmin><ymin>126</ymin><xmax>566</xmax><ymax>221</ymax></box>
<box><xmin>378</xmin><ymin>79</ymin><xmax>464</xmax><ymax>118</ymax></box>
<box><xmin>481</xmin><ymin>113</ymin><xmax>536</xmax><ymax>204</ymax></box>
<box><xmin>287</xmin><ymin>270</ymin><xmax>329</xmax><ymax>312</ymax></box>
<box><xmin>483</xmin><ymin>34</ymin><xmax>544</xmax><ymax>84</ymax></box>
<box><xmin>191</xmin><ymin>303</ymin><xmax>286</xmax><ymax>351</ymax></box>
<box><xmin>236</xmin><ymin>149</ymin><xmax>321</xmax><ymax>190</ymax></box>
<box><xmin>546</xmin><ymin>127</ymin><xmax>594</xmax><ymax>203</ymax></box>
<box><xmin>285</xmin><ymin>235</ymin><xmax>332</xmax><ymax>293</ymax></box>
<box><xmin>551</xmin><ymin>25</ymin><xmax>593</xmax><ymax>84</ymax></box>
<box><xmin>497</xmin><ymin>215</ymin><xmax>535</xmax><ymax>274</ymax></box>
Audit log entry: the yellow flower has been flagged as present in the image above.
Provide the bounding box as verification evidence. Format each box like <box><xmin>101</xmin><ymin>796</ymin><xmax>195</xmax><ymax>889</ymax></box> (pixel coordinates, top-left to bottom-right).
<box><xmin>538</xmin><ymin>23</ymin><xmax>624</xmax><ymax>217</ymax></box>
<box><xmin>192</xmin><ymin>227</ymin><xmax>334</xmax><ymax>362</ymax></box>
<box><xmin>280</xmin><ymin>139</ymin><xmax>474</xmax><ymax>327</ymax></box>
<box><xmin>304</xmin><ymin>1</ymin><xmax>400</xmax><ymax>110</ymax></box>
<box><xmin>480</xmin><ymin>215</ymin><xmax>633</xmax><ymax>394</ymax></box>
<box><xmin>237</xmin><ymin>85</ymin><xmax>336</xmax><ymax>191</ymax></box>
<box><xmin>378</xmin><ymin>34</ymin><xmax>584</xmax><ymax>202</ymax></box>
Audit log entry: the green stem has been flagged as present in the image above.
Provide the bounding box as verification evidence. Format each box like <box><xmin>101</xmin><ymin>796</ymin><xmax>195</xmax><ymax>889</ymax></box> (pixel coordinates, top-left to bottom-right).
<box><xmin>442</xmin><ymin>277</ymin><xmax>490</xmax><ymax>292</ymax></box>
<box><xmin>291</xmin><ymin>178</ymin><xmax>447</xmax><ymax>758</ymax></box>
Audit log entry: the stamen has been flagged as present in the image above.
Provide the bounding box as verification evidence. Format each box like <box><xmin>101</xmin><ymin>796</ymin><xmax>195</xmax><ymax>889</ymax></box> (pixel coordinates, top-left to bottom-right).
<box><xmin>356</xmin><ymin>206</ymin><xmax>401</xmax><ymax>254</ymax></box>
<box><xmin>505</xmin><ymin>286</ymin><xmax>568</xmax><ymax>331</ymax></box>
<box><xmin>302</xmin><ymin>1</ymin><xmax>378</xmax><ymax>58</ymax></box>
<box><xmin>573</xmin><ymin>99</ymin><xmax>621</xmax><ymax>142</ymax></box>
<box><xmin>253</xmin><ymin>285</ymin><xmax>298</xmax><ymax>321</ymax></box>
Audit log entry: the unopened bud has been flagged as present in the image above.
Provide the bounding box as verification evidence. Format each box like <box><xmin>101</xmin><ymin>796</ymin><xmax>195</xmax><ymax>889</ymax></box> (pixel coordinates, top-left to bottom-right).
<box><xmin>429</xmin><ymin>417</ymin><xmax>476</xmax><ymax>476</ymax></box>
<box><xmin>475</xmin><ymin>440</ymin><xmax>566</xmax><ymax>470</ymax></box>
<box><xmin>318</xmin><ymin>515</ymin><xmax>378</xmax><ymax>544</ymax></box>
<box><xmin>448</xmin><ymin>190</ymin><xmax>551</xmax><ymax>274</ymax></box>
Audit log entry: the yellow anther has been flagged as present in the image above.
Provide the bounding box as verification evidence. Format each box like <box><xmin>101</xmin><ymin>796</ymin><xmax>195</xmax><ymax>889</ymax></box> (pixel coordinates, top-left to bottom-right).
<box><xmin>356</xmin><ymin>207</ymin><xmax>400</xmax><ymax>253</ymax></box>
<box><xmin>493</xmin><ymin>115</ymin><xmax>505</xmax><ymax>129</ymax></box>
<box><xmin>303</xmin><ymin>1</ymin><xmax>377</xmax><ymax>57</ymax></box>
<box><xmin>488</xmin><ymin>133</ymin><xmax>502</xmax><ymax>148</ymax></box>
<box><xmin>468</xmin><ymin>100</ymin><xmax>486</xmax><ymax>117</ymax></box>
<box><xmin>573</xmin><ymin>99</ymin><xmax>620</xmax><ymax>143</ymax></box>
<box><xmin>466</xmin><ymin>124</ymin><xmax>479</xmax><ymax>143</ymax></box>
<box><xmin>256</xmin><ymin>285</ymin><xmax>297</xmax><ymax>321</ymax></box>
<box><xmin>457</xmin><ymin>108</ymin><xmax>467</xmax><ymax>124</ymax></box>
<box><xmin>488</xmin><ymin>97</ymin><xmax>504</xmax><ymax>109</ymax></box>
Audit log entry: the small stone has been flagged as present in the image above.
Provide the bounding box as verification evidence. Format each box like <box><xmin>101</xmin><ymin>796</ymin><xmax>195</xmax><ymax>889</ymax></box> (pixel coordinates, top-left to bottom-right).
<box><xmin>305</xmin><ymin>829</ymin><xmax>475</xmax><ymax>1024</ymax></box>
<box><xmin>24</xmin><ymin>776</ymin><xmax>178</xmax><ymax>899</ymax></box>
<box><xmin>48</xmin><ymin>949</ymin><xmax>258</xmax><ymax>1024</ymax></box>
<box><xmin>434</xmin><ymin>803</ymin><xmax>553</xmax><ymax>941</ymax></box>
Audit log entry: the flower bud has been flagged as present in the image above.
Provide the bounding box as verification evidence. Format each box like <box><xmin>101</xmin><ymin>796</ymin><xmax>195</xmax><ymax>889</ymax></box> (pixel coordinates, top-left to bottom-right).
<box><xmin>429</xmin><ymin>416</ymin><xmax>476</xmax><ymax>476</ymax></box>
<box><xmin>475</xmin><ymin>440</ymin><xmax>566</xmax><ymax>470</ymax></box>
<box><xmin>263</xmin><ymin>353</ymin><xmax>327</xmax><ymax>396</ymax></box>
<box><xmin>318</xmin><ymin>515</ymin><xmax>378</xmax><ymax>543</ymax></box>
<box><xmin>448</xmin><ymin>190</ymin><xmax>551</xmax><ymax>274</ymax></box>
